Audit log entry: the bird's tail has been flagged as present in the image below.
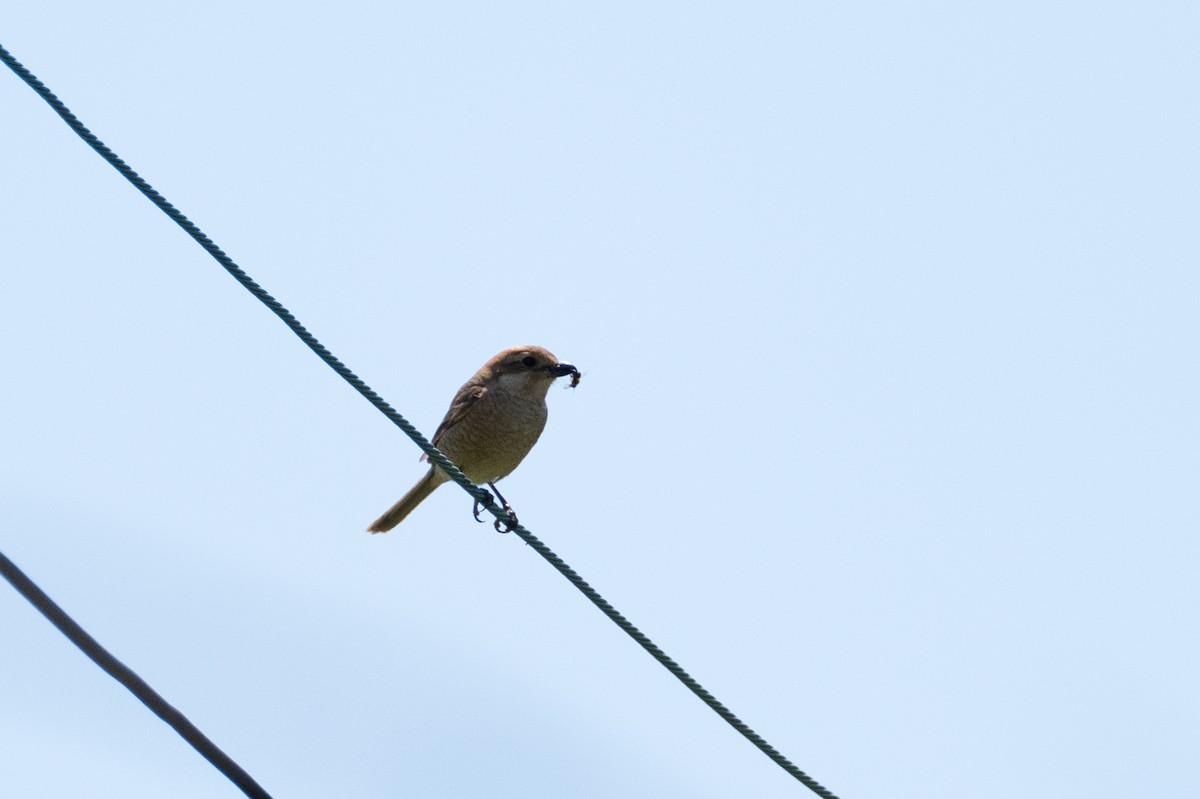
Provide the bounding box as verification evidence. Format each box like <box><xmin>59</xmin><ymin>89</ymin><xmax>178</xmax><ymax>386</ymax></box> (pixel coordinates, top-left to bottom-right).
<box><xmin>367</xmin><ymin>468</ymin><xmax>444</xmax><ymax>533</ymax></box>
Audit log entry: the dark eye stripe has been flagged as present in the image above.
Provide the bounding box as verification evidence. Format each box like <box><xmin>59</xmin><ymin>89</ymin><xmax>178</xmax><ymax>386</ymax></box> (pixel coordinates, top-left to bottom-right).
<box><xmin>521</xmin><ymin>356</ymin><xmax>537</xmax><ymax>367</ymax></box>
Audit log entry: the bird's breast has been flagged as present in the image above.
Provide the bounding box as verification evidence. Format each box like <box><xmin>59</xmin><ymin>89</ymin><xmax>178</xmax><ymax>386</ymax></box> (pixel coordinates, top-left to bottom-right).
<box><xmin>437</xmin><ymin>390</ymin><xmax>549</xmax><ymax>484</ymax></box>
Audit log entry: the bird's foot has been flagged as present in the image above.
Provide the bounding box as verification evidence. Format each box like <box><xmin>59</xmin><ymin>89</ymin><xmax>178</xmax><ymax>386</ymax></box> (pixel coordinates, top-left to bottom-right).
<box><xmin>472</xmin><ymin>490</ymin><xmax>494</xmax><ymax>524</ymax></box>
<box><xmin>488</xmin><ymin>482</ymin><xmax>518</xmax><ymax>533</ymax></box>
<box><xmin>471</xmin><ymin>486</ymin><xmax>518</xmax><ymax>532</ymax></box>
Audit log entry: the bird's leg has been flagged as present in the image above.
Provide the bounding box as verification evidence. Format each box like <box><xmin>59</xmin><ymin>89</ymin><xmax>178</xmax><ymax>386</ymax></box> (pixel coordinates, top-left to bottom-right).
<box><xmin>487</xmin><ymin>482</ymin><xmax>518</xmax><ymax>533</ymax></box>
<box><xmin>472</xmin><ymin>488</ymin><xmax>495</xmax><ymax>524</ymax></box>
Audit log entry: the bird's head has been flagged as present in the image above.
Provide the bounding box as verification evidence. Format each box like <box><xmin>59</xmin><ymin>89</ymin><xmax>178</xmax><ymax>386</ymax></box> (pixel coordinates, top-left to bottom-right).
<box><xmin>487</xmin><ymin>346</ymin><xmax>580</xmax><ymax>394</ymax></box>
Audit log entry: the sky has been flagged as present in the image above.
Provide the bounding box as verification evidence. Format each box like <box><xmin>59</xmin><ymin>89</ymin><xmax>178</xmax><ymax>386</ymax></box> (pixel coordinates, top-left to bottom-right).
<box><xmin>2</xmin><ymin>3</ymin><xmax>1198</xmax><ymax>798</ymax></box>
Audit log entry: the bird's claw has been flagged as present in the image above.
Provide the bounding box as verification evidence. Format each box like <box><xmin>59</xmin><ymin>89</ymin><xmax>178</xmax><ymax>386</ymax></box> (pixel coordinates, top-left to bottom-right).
<box><xmin>487</xmin><ymin>482</ymin><xmax>518</xmax><ymax>534</ymax></box>
<box><xmin>493</xmin><ymin>508</ymin><xmax>518</xmax><ymax>534</ymax></box>
<box><xmin>472</xmin><ymin>490</ymin><xmax>494</xmax><ymax>524</ymax></box>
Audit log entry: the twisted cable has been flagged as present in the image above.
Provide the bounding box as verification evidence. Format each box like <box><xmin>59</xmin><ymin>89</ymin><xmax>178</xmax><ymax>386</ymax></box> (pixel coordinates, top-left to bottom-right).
<box><xmin>1</xmin><ymin>41</ymin><xmax>839</xmax><ymax>798</ymax></box>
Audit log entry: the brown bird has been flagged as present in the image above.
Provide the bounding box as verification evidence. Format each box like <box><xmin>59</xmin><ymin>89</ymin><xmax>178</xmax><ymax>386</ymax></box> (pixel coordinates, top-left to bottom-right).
<box><xmin>367</xmin><ymin>345</ymin><xmax>580</xmax><ymax>533</ymax></box>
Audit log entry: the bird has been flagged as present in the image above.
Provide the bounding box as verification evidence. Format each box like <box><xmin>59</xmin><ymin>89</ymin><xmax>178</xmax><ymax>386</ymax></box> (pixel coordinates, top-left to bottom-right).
<box><xmin>367</xmin><ymin>345</ymin><xmax>580</xmax><ymax>533</ymax></box>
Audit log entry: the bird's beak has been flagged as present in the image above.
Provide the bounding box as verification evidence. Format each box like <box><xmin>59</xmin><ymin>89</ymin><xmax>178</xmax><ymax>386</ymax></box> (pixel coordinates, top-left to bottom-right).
<box><xmin>548</xmin><ymin>362</ymin><xmax>578</xmax><ymax>378</ymax></box>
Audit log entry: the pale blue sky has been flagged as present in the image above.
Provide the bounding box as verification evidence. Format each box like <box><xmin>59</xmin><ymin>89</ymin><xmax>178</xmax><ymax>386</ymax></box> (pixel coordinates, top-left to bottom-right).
<box><xmin>2</xmin><ymin>3</ymin><xmax>1198</xmax><ymax>798</ymax></box>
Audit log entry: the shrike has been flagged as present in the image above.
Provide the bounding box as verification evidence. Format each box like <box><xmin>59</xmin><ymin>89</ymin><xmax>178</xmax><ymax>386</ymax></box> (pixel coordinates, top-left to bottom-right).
<box><xmin>368</xmin><ymin>345</ymin><xmax>579</xmax><ymax>533</ymax></box>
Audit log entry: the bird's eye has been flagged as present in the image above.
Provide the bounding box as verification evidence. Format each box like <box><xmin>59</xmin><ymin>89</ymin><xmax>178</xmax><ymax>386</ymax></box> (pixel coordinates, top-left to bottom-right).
<box><xmin>521</xmin><ymin>356</ymin><xmax>537</xmax><ymax>368</ymax></box>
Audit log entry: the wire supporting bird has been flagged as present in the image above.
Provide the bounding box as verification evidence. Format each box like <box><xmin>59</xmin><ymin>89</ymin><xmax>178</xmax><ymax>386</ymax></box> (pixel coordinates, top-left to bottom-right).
<box><xmin>367</xmin><ymin>345</ymin><xmax>580</xmax><ymax>533</ymax></box>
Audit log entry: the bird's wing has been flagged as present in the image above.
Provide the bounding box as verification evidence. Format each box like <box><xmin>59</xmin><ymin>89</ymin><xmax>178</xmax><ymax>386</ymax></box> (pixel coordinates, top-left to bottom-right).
<box><xmin>422</xmin><ymin>383</ymin><xmax>488</xmax><ymax>459</ymax></box>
